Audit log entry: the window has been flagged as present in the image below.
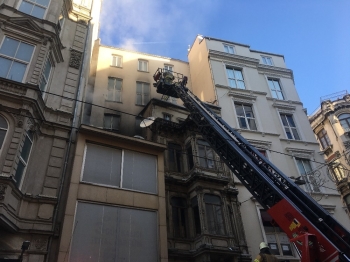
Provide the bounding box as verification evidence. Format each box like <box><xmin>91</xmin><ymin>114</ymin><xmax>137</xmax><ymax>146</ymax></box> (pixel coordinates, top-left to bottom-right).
<box><xmin>197</xmin><ymin>139</ymin><xmax>216</xmax><ymax>169</ymax></box>
<box><xmin>14</xmin><ymin>131</ymin><xmax>34</xmax><ymax>188</ymax></box>
<box><xmin>107</xmin><ymin>77</ymin><xmax>122</xmax><ymax>102</ymax></box>
<box><xmin>136</xmin><ymin>82</ymin><xmax>150</xmax><ymax>105</ymax></box>
<box><xmin>111</xmin><ymin>55</ymin><xmax>122</xmax><ymax>67</ymax></box>
<box><xmin>280</xmin><ymin>114</ymin><xmax>300</xmax><ymax>140</ymax></box>
<box><xmin>226</xmin><ymin>68</ymin><xmax>245</xmax><ymax>89</ymax></box>
<box><xmin>223</xmin><ymin>44</ymin><xmax>234</xmax><ymax>54</ymax></box>
<box><xmin>296</xmin><ymin>158</ymin><xmax>320</xmax><ymax>192</ymax></box>
<box><xmin>0</xmin><ymin>37</ymin><xmax>34</xmax><ymax>82</ymax></box>
<box><xmin>18</xmin><ymin>0</ymin><xmax>50</xmax><ymax>19</ymax></box>
<box><xmin>138</xmin><ymin>60</ymin><xmax>148</xmax><ymax>72</ymax></box>
<box><xmin>135</xmin><ymin>117</ymin><xmax>143</xmax><ymax>136</ymax></box>
<box><xmin>70</xmin><ymin>202</ymin><xmax>157</xmax><ymax>262</ymax></box>
<box><xmin>317</xmin><ymin>129</ymin><xmax>331</xmax><ymax>150</ymax></box>
<box><xmin>103</xmin><ymin>114</ymin><xmax>120</xmax><ymax>131</ymax></box>
<box><xmin>338</xmin><ymin>114</ymin><xmax>350</xmax><ymax>132</ymax></box>
<box><xmin>260</xmin><ymin>210</ymin><xmax>294</xmax><ymax>256</ymax></box>
<box><xmin>163</xmin><ymin>113</ymin><xmax>171</xmax><ymax>121</ymax></box>
<box><xmin>171</xmin><ymin>197</ymin><xmax>187</xmax><ymax>238</ymax></box>
<box><xmin>191</xmin><ymin>196</ymin><xmax>201</xmax><ymax>235</ymax></box>
<box><xmin>344</xmin><ymin>195</ymin><xmax>350</xmax><ymax>212</ymax></box>
<box><xmin>167</xmin><ymin>143</ymin><xmax>182</xmax><ymax>172</ymax></box>
<box><xmin>262</xmin><ymin>56</ymin><xmax>273</xmax><ymax>65</ymax></box>
<box><xmin>268</xmin><ymin>79</ymin><xmax>284</xmax><ymax>100</ymax></box>
<box><xmin>164</xmin><ymin>64</ymin><xmax>173</xmax><ymax>72</ymax></box>
<box><xmin>204</xmin><ymin>194</ymin><xmax>225</xmax><ymax>235</ymax></box>
<box><xmin>331</xmin><ymin>161</ymin><xmax>346</xmax><ymax>182</ymax></box>
<box><xmin>39</xmin><ymin>57</ymin><xmax>52</xmax><ymax>92</ymax></box>
<box><xmin>235</xmin><ymin>104</ymin><xmax>257</xmax><ymax>130</ymax></box>
<box><xmin>82</xmin><ymin>143</ymin><xmax>157</xmax><ymax>194</ymax></box>
<box><xmin>186</xmin><ymin>143</ymin><xmax>194</xmax><ymax>171</ymax></box>
<box><xmin>0</xmin><ymin>115</ymin><xmax>8</xmax><ymax>150</ymax></box>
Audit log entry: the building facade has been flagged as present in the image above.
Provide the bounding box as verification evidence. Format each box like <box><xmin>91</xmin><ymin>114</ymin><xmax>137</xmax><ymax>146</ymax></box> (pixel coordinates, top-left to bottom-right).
<box><xmin>188</xmin><ymin>36</ymin><xmax>350</xmax><ymax>260</ymax></box>
<box><xmin>309</xmin><ymin>91</ymin><xmax>350</xmax><ymax>216</ymax></box>
<box><xmin>0</xmin><ymin>0</ymin><xmax>100</xmax><ymax>260</ymax></box>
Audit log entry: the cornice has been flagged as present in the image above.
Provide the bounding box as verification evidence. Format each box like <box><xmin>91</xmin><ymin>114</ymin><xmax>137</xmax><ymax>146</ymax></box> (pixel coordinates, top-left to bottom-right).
<box><xmin>246</xmin><ymin>138</ymin><xmax>272</xmax><ymax>150</ymax></box>
<box><xmin>257</xmin><ymin>64</ymin><xmax>294</xmax><ymax>80</ymax></box>
<box><xmin>266</xmin><ymin>97</ymin><xmax>303</xmax><ymax>105</ymax></box>
<box><xmin>285</xmin><ymin>147</ymin><xmax>315</xmax><ymax>158</ymax></box>
<box><xmin>215</xmin><ymin>84</ymin><xmax>267</xmax><ymax>96</ymax></box>
<box><xmin>209</xmin><ymin>50</ymin><xmax>260</xmax><ymax>68</ymax></box>
<box><xmin>281</xmin><ymin>138</ymin><xmax>319</xmax><ymax>146</ymax></box>
<box><xmin>272</xmin><ymin>101</ymin><xmax>296</xmax><ymax>112</ymax></box>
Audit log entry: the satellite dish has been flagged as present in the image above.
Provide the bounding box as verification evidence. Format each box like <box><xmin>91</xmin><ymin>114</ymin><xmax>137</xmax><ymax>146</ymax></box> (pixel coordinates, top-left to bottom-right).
<box><xmin>140</xmin><ymin>117</ymin><xmax>155</xmax><ymax>128</ymax></box>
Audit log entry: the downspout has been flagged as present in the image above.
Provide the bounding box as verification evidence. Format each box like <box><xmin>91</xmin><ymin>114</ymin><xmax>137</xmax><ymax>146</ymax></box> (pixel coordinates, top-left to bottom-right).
<box><xmin>46</xmin><ymin>20</ymin><xmax>91</xmax><ymax>261</ymax></box>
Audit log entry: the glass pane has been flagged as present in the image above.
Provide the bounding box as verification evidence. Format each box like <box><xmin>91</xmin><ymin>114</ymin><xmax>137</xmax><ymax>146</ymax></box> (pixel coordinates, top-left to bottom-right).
<box><xmin>237</xmin><ymin>80</ymin><xmax>245</xmax><ymax>89</ymax></box>
<box><xmin>296</xmin><ymin>159</ymin><xmax>305</xmax><ymax>174</ymax></box>
<box><xmin>0</xmin><ymin>130</ymin><xmax>6</xmax><ymax>148</ymax></box>
<box><xmin>8</xmin><ymin>61</ymin><xmax>26</xmax><ymax>82</ymax></box>
<box><xmin>281</xmin><ymin>244</ymin><xmax>293</xmax><ymax>256</ymax></box>
<box><xmin>19</xmin><ymin>1</ymin><xmax>34</xmax><ymax>15</ymax></box>
<box><xmin>206</xmin><ymin>204</ymin><xmax>216</xmax><ymax>234</ymax></box>
<box><xmin>206</xmin><ymin>148</ymin><xmax>215</xmax><ymax>169</ymax></box>
<box><xmin>204</xmin><ymin>194</ymin><xmax>221</xmax><ymax>204</ymax></box>
<box><xmin>21</xmin><ymin>134</ymin><xmax>33</xmax><ymax>162</ymax></box>
<box><xmin>36</xmin><ymin>0</ymin><xmax>50</xmax><ymax>7</ymax></box>
<box><xmin>280</xmin><ymin>115</ymin><xmax>288</xmax><ymax>126</ymax></box>
<box><xmin>136</xmin><ymin>93</ymin><xmax>142</xmax><ymax>104</ymax></box>
<box><xmin>271</xmin><ymin>90</ymin><xmax>278</xmax><ymax>99</ymax></box>
<box><xmin>238</xmin><ymin>117</ymin><xmax>247</xmax><ymax>129</ymax></box>
<box><xmin>292</xmin><ymin>128</ymin><xmax>300</xmax><ymax>140</ymax></box>
<box><xmin>0</xmin><ymin>57</ymin><xmax>11</xmax><ymax>78</ymax></box>
<box><xmin>224</xmin><ymin>46</ymin><xmax>228</xmax><ymax>52</ymax></box>
<box><xmin>43</xmin><ymin>60</ymin><xmax>52</xmax><ymax>78</ymax></box>
<box><xmin>16</xmin><ymin>42</ymin><xmax>34</xmax><ymax>62</ymax></box>
<box><xmin>0</xmin><ymin>37</ymin><xmax>19</xmax><ymax>57</ymax></box>
<box><xmin>14</xmin><ymin>161</ymin><xmax>25</xmax><ymax>187</ymax></box>
<box><xmin>83</xmin><ymin>143</ymin><xmax>122</xmax><ymax>186</ymax></box>
<box><xmin>115</xmin><ymin>79</ymin><xmax>122</xmax><ymax>90</ymax></box>
<box><xmin>268</xmin><ymin>79</ymin><xmax>274</xmax><ymax>90</ymax></box>
<box><xmin>286</xmin><ymin>115</ymin><xmax>296</xmax><ymax>127</ymax></box>
<box><xmin>123</xmin><ymin>150</ymin><xmax>157</xmax><ymax>193</ymax></box>
<box><xmin>248</xmin><ymin>119</ymin><xmax>257</xmax><ymax>130</ymax></box>
<box><xmin>115</xmin><ymin>90</ymin><xmax>121</xmax><ymax>102</ymax></box>
<box><xmin>285</xmin><ymin>128</ymin><xmax>293</xmax><ymax>139</ymax></box>
<box><xmin>215</xmin><ymin>205</ymin><xmax>225</xmax><ymax>235</ymax></box>
<box><xmin>198</xmin><ymin>145</ymin><xmax>207</xmax><ymax>167</ymax></box>
<box><xmin>171</xmin><ymin>197</ymin><xmax>187</xmax><ymax>207</ymax></box>
<box><xmin>136</xmin><ymin>82</ymin><xmax>142</xmax><ymax>93</ymax></box>
<box><xmin>303</xmin><ymin>160</ymin><xmax>312</xmax><ymax>173</ymax></box>
<box><xmin>277</xmin><ymin>91</ymin><xmax>284</xmax><ymax>100</ymax></box>
<box><xmin>112</xmin><ymin>116</ymin><xmax>119</xmax><ymax>129</ymax></box>
<box><xmin>39</xmin><ymin>76</ymin><xmax>47</xmax><ymax>92</ymax></box>
<box><xmin>234</xmin><ymin>70</ymin><xmax>243</xmax><ymax>80</ymax></box>
<box><xmin>32</xmin><ymin>5</ymin><xmax>46</xmax><ymax>19</ymax></box>
<box><xmin>103</xmin><ymin>115</ymin><xmax>111</xmax><ymax>129</ymax></box>
<box><xmin>143</xmin><ymin>83</ymin><xmax>150</xmax><ymax>93</ymax></box>
<box><xmin>228</xmin><ymin>79</ymin><xmax>236</xmax><ymax>88</ymax></box>
<box><xmin>235</xmin><ymin>104</ymin><xmax>244</xmax><ymax>116</ymax></box>
<box><xmin>226</xmin><ymin>68</ymin><xmax>234</xmax><ymax>78</ymax></box>
<box><xmin>0</xmin><ymin>116</ymin><xmax>7</xmax><ymax>129</ymax></box>
<box><xmin>244</xmin><ymin>105</ymin><xmax>253</xmax><ymax>116</ymax></box>
<box><xmin>338</xmin><ymin>114</ymin><xmax>350</xmax><ymax>120</ymax></box>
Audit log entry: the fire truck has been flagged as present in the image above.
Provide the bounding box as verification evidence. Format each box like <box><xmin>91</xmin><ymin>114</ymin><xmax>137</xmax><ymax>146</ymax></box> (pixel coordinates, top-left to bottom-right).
<box><xmin>152</xmin><ymin>68</ymin><xmax>350</xmax><ymax>262</ymax></box>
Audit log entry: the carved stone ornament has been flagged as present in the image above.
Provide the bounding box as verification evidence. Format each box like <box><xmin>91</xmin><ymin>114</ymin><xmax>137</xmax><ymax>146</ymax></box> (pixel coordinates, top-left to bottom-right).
<box><xmin>0</xmin><ymin>184</ymin><xmax>7</xmax><ymax>200</ymax></box>
<box><xmin>321</xmin><ymin>100</ymin><xmax>334</xmax><ymax>114</ymax></box>
<box><xmin>34</xmin><ymin>238</ymin><xmax>48</xmax><ymax>251</ymax></box>
<box><xmin>69</xmin><ymin>49</ymin><xmax>83</xmax><ymax>69</ymax></box>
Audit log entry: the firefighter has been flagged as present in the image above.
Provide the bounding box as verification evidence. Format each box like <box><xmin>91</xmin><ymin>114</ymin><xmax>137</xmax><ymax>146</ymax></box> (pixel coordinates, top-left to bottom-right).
<box><xmin>253</xmin><ymin>242</ymin><xmax>278</xmax><ymax>262</ymax></box>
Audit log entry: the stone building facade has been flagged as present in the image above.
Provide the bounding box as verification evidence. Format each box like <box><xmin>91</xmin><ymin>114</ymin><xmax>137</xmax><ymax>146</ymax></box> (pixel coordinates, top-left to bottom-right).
<box><xmin>309</xmin><ymin>91</ymin><xmax>350</xmax><ymax>216</ymax></box>
<box><xmin>0</xmin><ymin>0</ymin><xmax>100</xmax><ymax>260</ymax></box>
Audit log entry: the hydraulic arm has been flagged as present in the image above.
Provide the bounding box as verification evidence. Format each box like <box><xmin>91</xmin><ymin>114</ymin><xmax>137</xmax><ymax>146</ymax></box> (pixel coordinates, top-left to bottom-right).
<box><xmin>153</xmin><ymin>69</ymin><xmax>350</xmax><ymax>262</ymax></box>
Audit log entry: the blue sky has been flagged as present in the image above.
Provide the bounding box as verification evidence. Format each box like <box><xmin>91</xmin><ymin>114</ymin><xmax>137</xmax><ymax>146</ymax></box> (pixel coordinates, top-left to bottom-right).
<box><xmin>99</xmin><ymin>0</ymin><xmax>350</xmax><ymax>114</ymax></box>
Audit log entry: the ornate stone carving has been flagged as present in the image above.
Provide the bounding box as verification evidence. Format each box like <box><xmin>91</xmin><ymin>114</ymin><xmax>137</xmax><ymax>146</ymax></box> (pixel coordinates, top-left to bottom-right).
<box><xmin>0</xmin><ymin>184</ymin><xmax>7</xmax><ymax>200</ymax></box>
<box><xmin>0</xmin><ymin>80</ymin><xmax>27</xmax><ymax>95</ymax></box>
<box><xmin>34</xmin><ymin>238</ymin><xmax>48</xmax><ymax>251</ymax></box>
<box><xmin>69</xmin><ymin>49</ymin><xmax>83</xmax><ymax>69</ymax></box>
<box><xmin>321</xmin><ymin>100</ymin><xmax>334</xmax><ymax>114</ymax></box>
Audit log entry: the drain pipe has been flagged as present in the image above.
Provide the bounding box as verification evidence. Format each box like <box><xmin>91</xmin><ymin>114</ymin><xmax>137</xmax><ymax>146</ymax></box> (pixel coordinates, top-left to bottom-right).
<box><xmin>46</xmin><ymin>20</ymin><xmax>91</xmax><ymax>262</ymax></box>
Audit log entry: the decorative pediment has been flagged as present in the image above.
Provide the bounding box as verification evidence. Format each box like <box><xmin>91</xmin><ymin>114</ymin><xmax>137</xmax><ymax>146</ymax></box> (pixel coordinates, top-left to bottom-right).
<box><xmin>272</xmin><ymin>100</ymin><xmax>296</xmax><ymax>112</ymax></box>
<box><xmin>228</xmin><ymin>91</ymin><xmax>257</xmax><ymax>103</ymax></box>
<box><xmin>285</xmin><ymin>147</ymin><xmax>315</xmax><ymax>159</ymax></box>
<box><xmin>247</xmin><ymin>139</ymin><xmax>272</xmax><ymax>150</ymax></box>
<box><xmin>6</xmin><ymin>17</ymin><xmax>42</xmax><ymax>33</ymax></box>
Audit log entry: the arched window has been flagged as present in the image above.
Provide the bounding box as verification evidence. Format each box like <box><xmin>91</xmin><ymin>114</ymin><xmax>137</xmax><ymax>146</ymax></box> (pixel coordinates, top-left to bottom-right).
<box><xmin>14</xmin><ymin>131</ymin><xmax>34</xmax><ymax>188</ymax></box>
<box><xmin>204</xmin><ymin>194</ymin><xmax>225</xmax><ymax>235</ymax></box>
<box><xmin>0</xmin><ymin>115</ymin><xmax>8</xmax><ymax>149</ymax></box>
<box><xmin>339</xmin><ymin>114</ymin><xmax>350</xmax><ymax>131</ymax></box>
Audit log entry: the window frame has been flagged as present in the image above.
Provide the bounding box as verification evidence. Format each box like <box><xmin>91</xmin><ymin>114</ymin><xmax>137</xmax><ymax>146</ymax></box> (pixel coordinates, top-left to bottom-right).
<box><xmin>338</xmin><ymin>114</ymin><xmax>350</xmax><ymax>132</ymax></box>
<box><xmin>171</xmin><ymin>197</ymin><xmax>188</xmax><ymax>238</ymax></box>
<box><xmin>225</xmin><ymin>67</ymin><xmax>245</xmax><ymax>89</ymax></box>
<box><xmin>167</xmin><ymin>143</ymin><xmax>183</xmax><ymax>172</ymax></box>
<box><xmin>39</xmin><ymin>55</ymin><xmax>53</xmax><ymax>94</ymax></box>
<box><xmin>103</xmin><ymin>113</ymin><xmax>120</xmax><ymax>132</ymax></box>
<box><xmin>136</xmin><ymin>81</ymin><xmax>150</xmax><ymax>105</ymax></box>
<box><xmin>223</xmin><ymin>44</ymin><xmax>235</xmax><ymax>54</ymax></box>
<box><xmin>107</xmin><ymin>77</ymin><xmax>122</xmax><ymax>102</ymax></box>
<box><xmin>18</xmin><ymin>0</ymin><xmax>51</xmax><ymax>19</ymax></box>
<box><xmin>111</xmin><ymin>55</ymin><xmax>122</xmax><ymax>67</ymax></box>
<box><xmin>261</xmin><ymin>56</ymin><xmax>274</xmax><ymax>66</ymax></box>
<box><xmin>204</xmin><ymin>194</ymin><xmax>225</xmax><ymax>235</ymax></box>
<box><xmin>0</xmin><ymin>36</ymin><xmax>35</xmax><ymax>83</ymax></box>
<box><xmin>14</xmin><ymin>130</ymin><xmax>34</xmax><ymax>189</ymax></box>
<box><xmin>138</xmin><ymin>59</ymin><xmax>148</xmax><ymax>72</ymax></box>
<box><xmin>164</xmin><ymin>64</ymin><xmax>173</xmax><ymax>73</ymax></box>
<box><xmin>267</xmin><ymin>78</ymin><xmax>285</xmax><ymax>100</ymax></box>
<box><xmin>280</xmin><ymin>114</ymin><xmax>300</xmax><ymax>140</ymax></box>
<box><xmin>295</xmin><ymin>157</ymin><xmax>321</xmax><ymax>193</ymax></box>
<box><xmin>317</xmin><ymin>129</ymin><xmax>331</xmax><ymax>150</ymax></box>
<box><xmin>258</xmin><ymin>208</ymin><xmax>296</xmax><ymax>257</ymax></box>
<box><xmin>234</xmin><ymin>103</ymin><xmax>258</xmax><ymax>130</ymax></box>
<box><xmin>197</xmin><ymin>139</ymin><xmax>217</xmax><ymax>169</ymax></box>
<box><xmin>81</xmin><ymin>143</ymin><xmax>158</xmax><ymax>194</ymax></box>
<box><xmin>0</xmin><ymin>115</ymin><xmax>9</xmax><ymax>153</ymax></box>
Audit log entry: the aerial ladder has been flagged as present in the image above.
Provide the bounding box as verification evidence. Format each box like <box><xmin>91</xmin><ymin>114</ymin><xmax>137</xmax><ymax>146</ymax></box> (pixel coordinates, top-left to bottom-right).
<box><xmin>153</xmin><ymin>69</ymin><xmax>350</xmax><ymax>262</ymax></box>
